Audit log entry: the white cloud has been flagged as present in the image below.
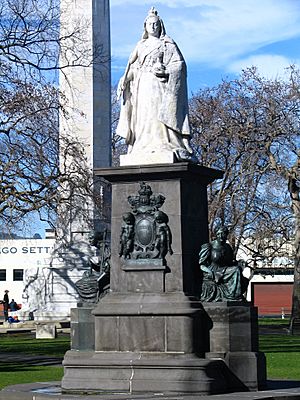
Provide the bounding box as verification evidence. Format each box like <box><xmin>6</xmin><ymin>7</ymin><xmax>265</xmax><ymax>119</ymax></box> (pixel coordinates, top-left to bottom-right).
<box><xmin>228</xmin><ymin>54</ymin><xmax>300</xmax><ymax>80</ymax></box>
<box><xmin>169</xmin><ymin>1</ymin><xmax>300</xmax><ymax>64</ymax></box>
<box><xmin>110</xmin><ymin>0</ymin><xmax>200</xmax><ymax>6</ymax></box>
<box><xmin>111</xmin><ymin>0</ymin><xmax>300</xmax><ymax>68</ymax></box>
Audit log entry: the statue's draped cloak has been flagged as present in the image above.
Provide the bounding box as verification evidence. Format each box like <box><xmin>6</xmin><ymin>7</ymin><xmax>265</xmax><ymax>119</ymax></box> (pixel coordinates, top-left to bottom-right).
<box><xmin>116</xmin><ymin>36</ymin><xmax>190</xmax><ymax>153</ymax></box>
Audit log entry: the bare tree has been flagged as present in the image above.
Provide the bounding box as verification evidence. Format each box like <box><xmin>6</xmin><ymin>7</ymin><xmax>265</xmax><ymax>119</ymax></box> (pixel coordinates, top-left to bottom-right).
<box><xmin>111</xmin><ymin>85</ymin><xmax>127</xmax><ymax>166</ymax></box>
<box><xmin>0</xmin><ymin>0</ymin><xmax>101</xmax><ymax>232</ymax></box>
<box><xmin>190</xmin><ymin>67</ymin><xmax>299</xmax><ymax>328</ymax></box>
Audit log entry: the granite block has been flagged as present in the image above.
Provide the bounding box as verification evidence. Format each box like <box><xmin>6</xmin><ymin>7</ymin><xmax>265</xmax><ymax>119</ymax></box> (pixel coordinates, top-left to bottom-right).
<box><xmin>119</xmin><ymin>316</ymin><xmax>165</xmax><ymax>351</ymax></box>
<box><xmin>202</xmin><ymin>303</ymin><xmax>259</xmax><ymax>353</ymax></box>
<box><xmin>35</xmin><ymin>323</ymin><xmax>56</xmax><ymax>339</ymax></box>
<box><xmin>95</xmin><ymin>316</ymin><xmax>119</xmax><ymax>351</ymax></box>
<box><xmin>62</xmin><ymin>351</ymin><xmax>240</xmax><ymax>394</ymax></box>
<box><xmin>166</xmin><ymin>316</ymin><xmax>194</xmax><ymax>353</ymax></box>
<box><xmin>70</xmin><ymin>307</ymin><xmax>95</xmax><ymax>351</ymax></box>
<box><xmin>225</xmin><ymin>351</ymin><xmax>267</xmax><ymax>391</ymax></box>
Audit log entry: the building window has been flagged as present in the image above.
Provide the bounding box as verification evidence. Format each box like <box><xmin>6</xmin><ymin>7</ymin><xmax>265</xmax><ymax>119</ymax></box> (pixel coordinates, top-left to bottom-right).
<box><xmin>0</xmin><ymin>270</ymin><xmax>6</xmax><ymax>281</ymax></box>
<box><xmin>13</xmin><ymin>269</ymin><xmax>24</xmax><ymax>281</ymax></box>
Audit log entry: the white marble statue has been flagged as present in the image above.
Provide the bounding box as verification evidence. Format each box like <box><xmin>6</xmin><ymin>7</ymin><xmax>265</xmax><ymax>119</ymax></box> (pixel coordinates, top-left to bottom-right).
<box><xmin>117</xmin><ymin>7</ymin><xmax>196</xmax><ymax>166</ymax></box>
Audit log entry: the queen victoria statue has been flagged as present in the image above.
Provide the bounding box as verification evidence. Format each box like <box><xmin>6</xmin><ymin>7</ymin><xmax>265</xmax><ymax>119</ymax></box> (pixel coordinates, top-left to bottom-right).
<box><xmin>117</xmin><ymin>7</ymin><xmax>196</xmax><ymax>166</ymax></box>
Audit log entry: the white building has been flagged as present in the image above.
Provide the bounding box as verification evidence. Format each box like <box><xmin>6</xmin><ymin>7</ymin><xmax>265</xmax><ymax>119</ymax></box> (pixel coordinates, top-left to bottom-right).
<box><xmin>0</xmin><ymin>233</ymin><xmax>89</xmax><ymax>320</ymax></box>
<box><xmin>0</xmin><ymin>237</ymin><xmax>55</xmax><ymax>314</ymax></box>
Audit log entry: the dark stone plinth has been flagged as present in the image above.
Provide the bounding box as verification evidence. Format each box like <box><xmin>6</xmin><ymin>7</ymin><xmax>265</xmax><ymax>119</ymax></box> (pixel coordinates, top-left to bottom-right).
<box><xmin>202</xmin><ymin>302</ymin><xmax>266</xmax><ymax>390</ymax></box>
<box><xmin>202</xmin><ymin>301</ymin><xmax>259</xmax><ymax>353</ymax></box>
<box><xmin>63</xmin><ymin>293</ymin><xmax>248</xmax><ymax>394</ymax></box>
<box><xmin>94</xmin><ymin>163</ymin><xmax>223</xmax><ymax>296</ymax></box>
<box><xmin>94</xmin><ymin>162</ymin><xmax>223</xmax><ymax>183</ymax></box>
<box><xmin>70</xmin><ymin>306</ymin><xmax>95</xmax><ymax>351</ymax></box>
<box><xmin>121</xmin><ymin>259</ymin><xmax>166</xmax><ymax>292</ymax></box>
<box><xmin>62</xmin><ymin>351</ymin><xmax>245</xmax><ymax>394</ymax></box>
<box><xmin>92</xmin><ymin>292</ymin><xmax>203</xmax><ymax>353</ymax></box>
<box><xmin>63</xmin><ymin>164</ymin><xmax>265</xmax><ymax>394</ymax></box>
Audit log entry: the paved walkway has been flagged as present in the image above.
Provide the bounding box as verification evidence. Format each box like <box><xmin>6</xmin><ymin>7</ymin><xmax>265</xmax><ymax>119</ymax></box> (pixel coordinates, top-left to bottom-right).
<box><xmin>1</xmin><ymin>381</ymin><xmax>300</xmax><ymax>400</ymax></box>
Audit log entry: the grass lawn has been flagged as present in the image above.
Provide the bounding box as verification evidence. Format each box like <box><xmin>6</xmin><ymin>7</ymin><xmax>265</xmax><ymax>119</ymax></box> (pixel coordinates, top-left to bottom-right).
<box><xmin>0</xmin><ymin>332</ymin><xmax>69</xmax><ymax>390</ymax></box>
<box><xmin>0</xmin><ymin>364</ymin><xmax>63</xmax><ymax>389</ymax></box>
<box><xmin>0</xmin><ymin>332</ymin><xmax>70</xmax><ymax>356</ymax></box>
<box><xmin>259</xmin><ymin>333</ymin><xmax>300</xmax><ymax>380</ymax></box>
<box><xmin>258</xmin><ymin>317</ymin><xmax>290</xmax><ymax>326</ymax></box>
<box><xmin>0</xmin><ymin>326</ymin><xmax>299</xmax><ymax>390</ymax></box>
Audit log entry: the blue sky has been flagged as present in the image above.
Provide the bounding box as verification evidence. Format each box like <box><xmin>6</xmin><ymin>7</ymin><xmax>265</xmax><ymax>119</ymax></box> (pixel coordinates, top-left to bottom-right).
<box><xmin>110</xmin><ymin>0</ymin><xmax>300</xmax><ymax>94</ymax></box>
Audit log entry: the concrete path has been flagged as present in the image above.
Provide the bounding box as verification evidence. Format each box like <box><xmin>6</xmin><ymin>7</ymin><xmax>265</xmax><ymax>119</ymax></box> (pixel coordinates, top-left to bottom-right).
<box><xmin>1</xmin><ymin>380</ymin><xmax>300</xmax><ymax>400</ymax></box>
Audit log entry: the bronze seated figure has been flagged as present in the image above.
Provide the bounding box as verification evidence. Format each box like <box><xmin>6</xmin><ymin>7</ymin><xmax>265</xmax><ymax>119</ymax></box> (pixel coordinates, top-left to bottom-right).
<box><xmin>199</xmin><ymin>226</ymin><xmax>249</xmax><ymax>302</ymax></box>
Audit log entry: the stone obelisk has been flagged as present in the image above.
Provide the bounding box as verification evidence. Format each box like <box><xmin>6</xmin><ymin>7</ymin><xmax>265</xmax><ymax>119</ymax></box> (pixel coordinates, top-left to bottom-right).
<box><xmin>34</xmin><ymin>0</ymin><xmax>111</xmax><ymax>320</ymax></box>
<box><xmin>59</xmin><ymin>0</ymin><xmax>111</xmax><ymax>234</ymax></box>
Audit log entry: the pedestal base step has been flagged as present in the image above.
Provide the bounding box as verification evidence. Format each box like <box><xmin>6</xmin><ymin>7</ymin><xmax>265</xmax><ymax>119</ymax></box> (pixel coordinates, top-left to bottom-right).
<box><xmin>62</xmin><ymin>351</ymin><xmax>248</xmax><ymax>395</ymax></box>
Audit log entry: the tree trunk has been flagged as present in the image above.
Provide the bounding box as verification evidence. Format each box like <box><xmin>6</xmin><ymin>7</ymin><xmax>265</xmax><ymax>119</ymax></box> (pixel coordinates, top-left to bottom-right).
<box><xmin>288</xmin><ymin>164</ymin><xmax>300</xmax><ymax>334</ymax></box>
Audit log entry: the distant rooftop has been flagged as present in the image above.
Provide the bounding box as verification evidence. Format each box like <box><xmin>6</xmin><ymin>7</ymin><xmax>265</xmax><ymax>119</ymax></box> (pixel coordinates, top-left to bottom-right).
<box><xmin>0</xmin><ymin>229</ymin><xmax>55</xmax><ymax>240</ymax></box>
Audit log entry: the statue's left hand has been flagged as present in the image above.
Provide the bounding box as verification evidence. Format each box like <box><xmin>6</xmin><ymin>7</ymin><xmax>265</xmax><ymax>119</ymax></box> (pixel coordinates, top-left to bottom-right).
<box><xmin>215</xmin><ymin>272</ymin><xmax>223</xmax><ymax>283</ymax></box>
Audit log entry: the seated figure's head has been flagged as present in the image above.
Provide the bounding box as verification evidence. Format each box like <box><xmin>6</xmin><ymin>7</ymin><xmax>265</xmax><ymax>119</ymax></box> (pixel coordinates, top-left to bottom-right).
<box><xmin>89</xmin><ymin>230</ymin><xmax>105</xmax><ymax>247</ymax></box>
<box><xmin>216</xmin><ymin>226</ymin><xmax>229</xmax><ymax>242</ymax></box>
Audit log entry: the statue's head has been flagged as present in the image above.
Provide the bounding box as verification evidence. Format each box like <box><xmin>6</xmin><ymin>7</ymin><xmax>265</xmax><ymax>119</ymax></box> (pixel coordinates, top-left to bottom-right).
<box><xmin>215</xmin><ymin>226</ymin><xmax>229</xmax><ymax>241</ymax></box>
<box><xmin>88</xmin><ymin>230</ymin><xmax>104</xmax><ymax>247</ymax></box>
<box><xmin>123</xmin><ymin>212</ymin><xmax>135</xmax><ymax>225</ymax></box>
<box><xmin>142</xmin><ymin>7</ymin><xmax>166</xmax><ymax>39</ymax></box>
<box><xmin>154</xmin><ymin>210</ymin><xmax>168</xmax><ymax>224</ymax></box>
<box><xmin>138</xmin><ymin>181</ymin><xmax>152</xmax><ymax>205</ymax></box>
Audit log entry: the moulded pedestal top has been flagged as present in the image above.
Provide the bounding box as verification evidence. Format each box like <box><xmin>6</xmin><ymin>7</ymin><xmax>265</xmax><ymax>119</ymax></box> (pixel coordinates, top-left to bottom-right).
<box><xmin>94</xmin><ymin>162</ymin><xmax>223</xmax><ymax>185</ymax></box>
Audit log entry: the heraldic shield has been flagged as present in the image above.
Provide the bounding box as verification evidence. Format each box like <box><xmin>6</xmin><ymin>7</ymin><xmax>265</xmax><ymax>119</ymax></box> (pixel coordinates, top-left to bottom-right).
<box><xmin>119</xmin><ymin>182</ymin><xmax>173</xmax><ymax>260</ymax></box>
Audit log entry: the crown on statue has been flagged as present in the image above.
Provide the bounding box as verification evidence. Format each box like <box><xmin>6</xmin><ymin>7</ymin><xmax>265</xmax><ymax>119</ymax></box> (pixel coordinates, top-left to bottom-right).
<box><xmin>148</xmin><ymin>6</ymin><xmax>158</xmax><ymax>17</ymax></box>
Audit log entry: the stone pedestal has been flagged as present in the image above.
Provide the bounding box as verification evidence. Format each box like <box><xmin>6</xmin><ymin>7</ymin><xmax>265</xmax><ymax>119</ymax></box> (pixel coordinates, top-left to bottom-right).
<box><xmin>70</xmin><ymin>305</ymin><xmax>95</xmax><ymax>351</ymax></box>
<box><xmin>62</xmin><ymin>163</ymin><xmax>265</xmax><ymax>394</ymax></box>
<box><xmin>202</xmin><ymin>302</ymin><xmax>267</xmax><ymax>390</ymax></box>
<box><xmin>95</xmin><ymin>163</ymin><xmax>223</xmax><ymax>296</ymax></box>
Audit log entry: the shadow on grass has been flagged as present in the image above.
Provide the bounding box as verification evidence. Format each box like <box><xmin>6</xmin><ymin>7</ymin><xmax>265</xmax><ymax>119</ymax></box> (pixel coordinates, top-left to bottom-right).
<box><xmin>260</xmin><ymin>335</ymin><xmax>300</xmax><ymax>353</ymax></box>
<box><xmin>0</xmin><ymin>333</ymin><xmax>70</xmax><ymax>357</ymax></box>
<box><xmin>267</xmin><ymin>380</ymin><xmax>300</xmax><ymax>390</ymax></box>
<box><xmin>0</xmin><ymin>363</ymin><xmax>50</xmax><ymax>373</ymax></box>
